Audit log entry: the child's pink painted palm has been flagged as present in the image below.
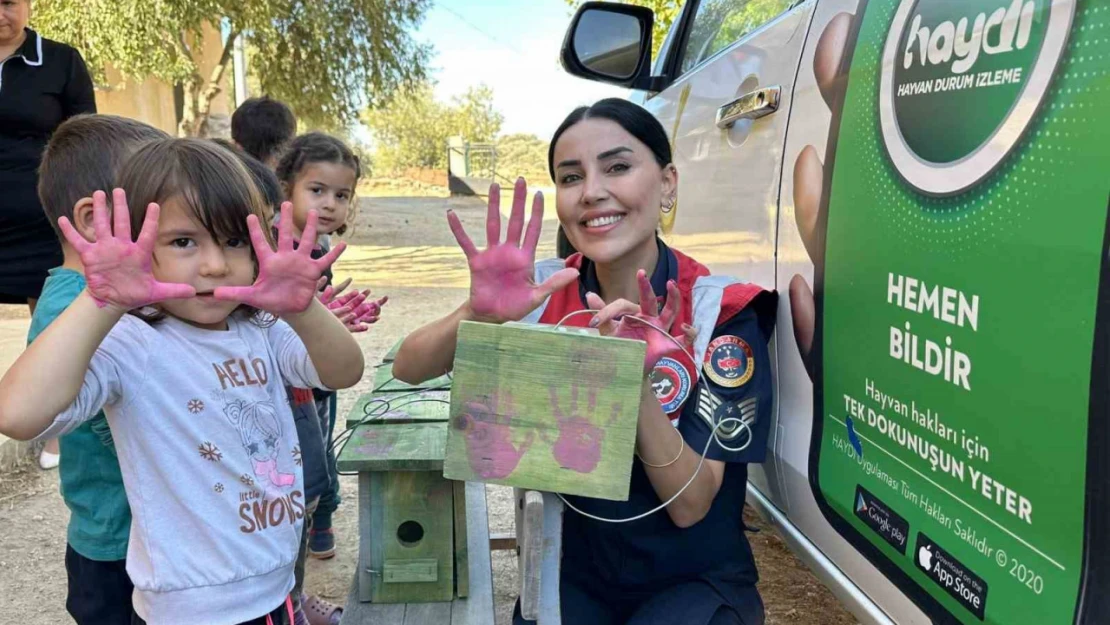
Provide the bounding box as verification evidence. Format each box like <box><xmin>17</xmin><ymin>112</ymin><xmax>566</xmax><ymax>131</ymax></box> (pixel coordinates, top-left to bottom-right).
<box><xmin>319</xmin><ymin>287</ymin><xmax>388</xmax><ymax>332</ymax></box>
<box><xmin>58</xmin><ymin>189</ymin><xmax>195</xmax><ymax>309</ymax></box>
<box><xmin>448</xmin><ymin>178</ymin><xmax>579</xmax><ymax>323</ymax></box>
<box><xmin>216</xmin><ymin>207</ymin><xmax>345</xmax><ymax>314</ymax></box>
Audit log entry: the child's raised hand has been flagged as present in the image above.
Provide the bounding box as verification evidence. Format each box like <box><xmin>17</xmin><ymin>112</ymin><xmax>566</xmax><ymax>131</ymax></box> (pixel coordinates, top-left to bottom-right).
<box><xmin>215</xmin><ymin>204</ymin><xmax>345</xmax><ymax>315</ymax></box>
<box><xmin>448</xmin><ymin>178</ymin><xmax>578</xmax><ymax>323</ymax></box>
<box><xmin>585</xmin><ymin>270</ymin><xmax>685</xmax><ymax>373</ymax></box>
<box><xmin>58</xmin><ymin>189</ymin><xmax>195</xmax><ymax>310</ymax></box>
<box><xmin>319</xmin><ymin>287</ymin><xmax>388</xmax><ymax>332</ymax></box>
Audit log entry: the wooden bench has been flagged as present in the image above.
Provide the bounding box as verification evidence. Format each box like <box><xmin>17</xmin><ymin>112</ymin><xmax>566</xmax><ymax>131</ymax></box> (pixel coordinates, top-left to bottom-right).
<box><xmin>341</xmin><ymin>481</ymin><xmax>494</xmax><ymax>624</ymax></box>
<box><xmin>513</xmin><ymin>490</ymin><xmax>564</xmax><ymax>625</ymax></box>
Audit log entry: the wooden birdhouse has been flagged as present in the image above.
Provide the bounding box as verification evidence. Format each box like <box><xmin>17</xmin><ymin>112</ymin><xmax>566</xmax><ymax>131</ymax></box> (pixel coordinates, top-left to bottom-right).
<box><xmin>338</xmin><ymin>416</ymin><xmax>469</xmax><ymax>604</ymax></box>
<box><xmin>443</xmin><ymin>320</ymin><xmax>646</xmax><ymax>501</ymax></box>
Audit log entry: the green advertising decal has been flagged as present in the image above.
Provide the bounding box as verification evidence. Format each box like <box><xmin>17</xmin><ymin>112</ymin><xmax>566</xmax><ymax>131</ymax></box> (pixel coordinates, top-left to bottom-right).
<box><xmin>810</xmin><ymin>0</ymin><xmax>1110</xmax><ymax>623</ymax></box>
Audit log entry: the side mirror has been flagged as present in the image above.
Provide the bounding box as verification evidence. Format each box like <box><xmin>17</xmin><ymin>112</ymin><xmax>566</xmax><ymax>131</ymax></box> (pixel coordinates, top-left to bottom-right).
<box><xmin>561</xmin><ymin>2</ymin><xmax>655</xmax><ymax>89</ymax></box>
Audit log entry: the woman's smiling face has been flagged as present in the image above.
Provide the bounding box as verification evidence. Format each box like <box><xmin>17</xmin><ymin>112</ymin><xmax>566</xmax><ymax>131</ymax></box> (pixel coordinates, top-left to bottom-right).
<box><xmin>552</xmin><ymin>117</ymin><xmax>676</xmax><ymax>265</ymax></box>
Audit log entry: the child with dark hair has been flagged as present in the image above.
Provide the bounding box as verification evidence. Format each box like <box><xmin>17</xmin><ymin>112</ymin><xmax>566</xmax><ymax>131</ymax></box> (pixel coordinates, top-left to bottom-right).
<box><xmin>212</xmin><ymin>138</ymin><xmax>285</xmax><ymax>217</ymax></box>
<box><xmin>275</xmin><ymin>131</ymin><xmax>385</xmax><ymax>625</ymax></box>
<box><xmin>232</xmin><ymin>96</ymin><xmax>297</xmax><ymax>167</ymax></box>
<box><xmin>0</xmin><ymin>138</ymin><xmax>366</xmax><ymax>625</ymax></box>
<box><xmin>276</xmin><ymin>133</ymin><xmax>385</xmax><ymax>565</ymax></box>
<box><xmin>32</xmin><ymin>113</ymin><xmax>168</xmax><ymax>625</ymax></box>
<box><xmin>214</xmin><ymin>135</ymin><xmax>342</xmax><ymax>625</ymax></box>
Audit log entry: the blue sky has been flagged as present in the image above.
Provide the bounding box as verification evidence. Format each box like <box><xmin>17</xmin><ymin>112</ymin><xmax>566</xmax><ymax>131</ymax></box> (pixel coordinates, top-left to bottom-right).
<box><xmin>413</xmin><ymin>0</ymin><xmax>625</xmax><ymax>140</ymax></box>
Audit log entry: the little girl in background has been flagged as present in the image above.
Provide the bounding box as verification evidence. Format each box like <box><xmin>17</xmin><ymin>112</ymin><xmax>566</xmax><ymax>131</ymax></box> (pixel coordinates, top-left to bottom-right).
<box><xmin>278</xmin><ymin>132</ymin><xmax>387</xmax><ymax>331</ymax></box>
<box><xmin>0</xmin><ymin>138</ymin><xmax>365</xmax><ymax>625</ymax></box>
<box><xmin>275</xmin><ymin>131</ymin><xmax>385</xmax><ymax>625</ymax></box>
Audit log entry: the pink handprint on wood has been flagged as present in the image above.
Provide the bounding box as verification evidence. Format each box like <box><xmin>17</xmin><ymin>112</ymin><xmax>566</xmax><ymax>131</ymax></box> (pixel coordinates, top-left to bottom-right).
<box><xmin>454</xmin><ymin>391</ymin><xmax>534</xmax><ymax>479</ymax></box>
<box><xmin>546</xmin><ymin>382</ymin><xmax>622</xmax><ymax>474</ymax></box>
<box><xmin>353</xmin><ymin>429</ymin><xmax>397</xmax><ymax>457</ymax></box>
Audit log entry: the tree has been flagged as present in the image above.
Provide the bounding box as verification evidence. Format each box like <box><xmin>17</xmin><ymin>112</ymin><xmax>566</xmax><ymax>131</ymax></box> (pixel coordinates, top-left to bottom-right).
<box><xmin>495</xmin><ymin>134</ymin><xmax>550</xmax><ymax>185</ymax></box>
<box><xmin>363</xmin><ymin>82</ymin><xmax>503</xmax><ymax>172</ymax></box>
<box><xmin>566</xmin><ymin>0</ymin><xmax>680</xmax><ymax>58</ymax></box>
<box><xmin>32</xmin><ymin>0</ymin><xmax>431</xmax><ymax>136</ymax></box>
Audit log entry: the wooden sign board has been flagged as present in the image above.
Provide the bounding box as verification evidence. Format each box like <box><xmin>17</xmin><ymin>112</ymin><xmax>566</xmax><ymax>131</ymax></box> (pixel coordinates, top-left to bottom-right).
<box><xmin>444</xmin><ymin>321</ymin><xmax>645</xmax><ymax>501</ymax></box>
<box><xmin>345</xmin><ymin>391</ymin><xmax>452</xmax><ymax>429</ymax></box>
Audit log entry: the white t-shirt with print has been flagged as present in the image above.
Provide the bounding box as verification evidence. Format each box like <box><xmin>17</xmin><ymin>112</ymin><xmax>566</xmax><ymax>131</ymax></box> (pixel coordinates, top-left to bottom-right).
<box><xmin>39</xmin><ymin>313</ymin><xmax>325</xmax><ymax>625</ymax></box>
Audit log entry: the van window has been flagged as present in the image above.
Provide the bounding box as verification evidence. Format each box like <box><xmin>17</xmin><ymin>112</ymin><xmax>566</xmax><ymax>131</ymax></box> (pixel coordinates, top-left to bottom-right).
<box><xmin>652</xmin><ymin>17</ymin><xmax>678</xmax><ymax>76</ymax></box>
<box><xmin>679</xmin><ymin>0</ymin><xmax>795</xmax><ymax>75</ymax></box>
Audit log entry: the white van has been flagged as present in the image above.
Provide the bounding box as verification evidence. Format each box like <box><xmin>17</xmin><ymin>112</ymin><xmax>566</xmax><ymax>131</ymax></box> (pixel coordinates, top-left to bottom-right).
<box><xmin>561</xmin><ymin>1</ymin><xmax>1109</xmax><ymax>623</ymax></box>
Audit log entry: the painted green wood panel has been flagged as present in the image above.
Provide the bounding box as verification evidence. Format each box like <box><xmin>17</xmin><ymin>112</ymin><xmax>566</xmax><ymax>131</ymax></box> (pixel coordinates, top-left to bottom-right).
<box><xmin>346</xmin><ymin>391</ymin><xmax>452</xmax><ymax>429</ymax></box>
<box><xmin>374</xmin><ymin>364</ymin><xmax>453</xmax><ymax>394</ymax></box>
<box><xmin>338</xmin><ymin>422</ymin><xmax>447</xmax><ymax>472</ymax></box>
<box><xmin>383</xmin><ymin>337</ymin><xmax>404</xmax><ymax>363</ymax></box>
<box><xmin>444</xmin><ymin>321</ymin><xmax>645</xmax><ymax>501</ymax></box>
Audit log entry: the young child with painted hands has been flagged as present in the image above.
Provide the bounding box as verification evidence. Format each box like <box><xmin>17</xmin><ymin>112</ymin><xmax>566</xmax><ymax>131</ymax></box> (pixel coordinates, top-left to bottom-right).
<box><xmin>277</xmin><ymin>132</ymin><xmax>387</xmax><ymax>329</ymax></box>
<box><xmin>395</xmin><ymin>99</ymin><xmax>776</xmax><ymax>625</ymax></box>
<box><xmin>0</xmin><ymin>138</ymin><xmax>364</xmax><ymax>625</ymax></box>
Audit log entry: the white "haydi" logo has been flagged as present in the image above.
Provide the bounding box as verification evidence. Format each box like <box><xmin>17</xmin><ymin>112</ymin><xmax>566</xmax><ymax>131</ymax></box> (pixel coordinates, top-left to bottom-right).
<box><xmin>878</xmin><ymin>0</ymin><xmax>1074</xmax><ymax>196</ymax></box>
<box><xmin>903</xmin><ymin>0</ymin><xmax>1036</xmax><ymax>74</ymax></box>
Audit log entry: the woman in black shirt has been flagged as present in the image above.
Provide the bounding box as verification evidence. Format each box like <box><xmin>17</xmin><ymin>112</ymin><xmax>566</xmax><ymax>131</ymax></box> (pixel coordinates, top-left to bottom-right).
<box><xmin>0</xmin><ymin>0</ymin><xmax>96</xmax><ymax>309</ymax></box>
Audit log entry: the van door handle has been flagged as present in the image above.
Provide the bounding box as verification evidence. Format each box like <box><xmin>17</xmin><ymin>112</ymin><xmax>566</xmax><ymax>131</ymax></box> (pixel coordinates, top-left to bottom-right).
<box><xmin>716</xmin><ymin>86</ymin><xmax>781</xmax><ymax>129</ymax></box>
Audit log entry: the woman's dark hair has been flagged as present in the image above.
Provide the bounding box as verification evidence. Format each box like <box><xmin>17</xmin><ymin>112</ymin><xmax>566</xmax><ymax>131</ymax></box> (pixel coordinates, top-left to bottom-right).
<box><xmin>547</xmin><ymin>98</ymin><xmax>673</xmax><ymax>182</ymax></box>
<box><xmin>276</xmin><ymin>132</ymin><xmax>361</xmax><ymax>235</ymax></box>
<box><xmin>117</xmin><ymin>138</ymin><xmax>275</xmax><ymax>325</ymax></box>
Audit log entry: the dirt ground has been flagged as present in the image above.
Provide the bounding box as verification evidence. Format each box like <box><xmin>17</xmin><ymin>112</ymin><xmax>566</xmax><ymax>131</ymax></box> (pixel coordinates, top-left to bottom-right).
<box><xmin>0</xmin><ymin>194</ymin><xmax>857</xmax><ymax>624</ymax></box>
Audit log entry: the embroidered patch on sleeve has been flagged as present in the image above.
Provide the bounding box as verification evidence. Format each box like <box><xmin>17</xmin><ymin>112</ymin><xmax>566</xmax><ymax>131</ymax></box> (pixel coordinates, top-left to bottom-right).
<box><xmin>702</xmin><ymin>335</ymin><xmax>754</xmax><ymax>388</ymax></box>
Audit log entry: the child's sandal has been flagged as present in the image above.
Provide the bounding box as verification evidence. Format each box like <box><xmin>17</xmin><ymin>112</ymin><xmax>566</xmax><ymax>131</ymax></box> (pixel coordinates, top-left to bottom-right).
<box><xmin>303</xmin><ymin>594</ymin><xmax>343</xmax><ymax>625</ymax></box>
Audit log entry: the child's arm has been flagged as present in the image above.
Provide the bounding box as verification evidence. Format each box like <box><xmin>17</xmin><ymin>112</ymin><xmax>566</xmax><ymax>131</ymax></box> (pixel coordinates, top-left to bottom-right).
<box><xmin>283</xmin><ymin>298</ymin><xmax>364</xmax><ymax>389</ymax></box>
<box><xmin>0</xmin><ymin>190</ymin><xmax>194</xmax><ymax>440</ymax></box>
<box><xmin>215</xmin><ymin>205</ymin><xmax>364</xmax><ymax>389</ymax></box>
<box><xmin>0</xmin><ymin>292</ymin><xmax>124</xmax><ymax>440</ymax></box>
<box><xmin>393</xmin><ymin>179</ymin><xmax>578</xmax><ymax>384</ymax></box>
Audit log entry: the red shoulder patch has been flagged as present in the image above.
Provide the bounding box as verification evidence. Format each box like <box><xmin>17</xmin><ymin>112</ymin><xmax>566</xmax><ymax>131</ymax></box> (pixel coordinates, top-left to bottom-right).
<box><xmin>718</xmin><ymin>283</ymin><xmax>766</xmax><ymax>323</ymax></box>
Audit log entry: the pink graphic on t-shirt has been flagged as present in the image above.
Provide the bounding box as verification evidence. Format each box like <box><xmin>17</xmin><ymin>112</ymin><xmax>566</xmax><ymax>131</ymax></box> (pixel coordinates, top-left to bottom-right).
<box><xmin>223</xmin><ymin>398</ymin><xmax>296</xmax><ymax>491</ymax></box>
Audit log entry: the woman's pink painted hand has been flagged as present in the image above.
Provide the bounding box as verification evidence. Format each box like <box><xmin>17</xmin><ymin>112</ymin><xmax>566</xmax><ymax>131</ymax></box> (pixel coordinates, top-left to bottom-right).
<box><xmin>585</xmin><ymin>271</ymin><xmax>685</xmax><ymax>373</ymax></box>
<box><xmin>448</xmin><ymin>178</ymin><xmax>579</xmax><ymax>323</ymax></box>
<box><xmin>215</xmin><ymin>204</ymin><xmax>345</xmax><ymax>314</ymax></box>
<box><xmin>58</xmin><ymin>189</ymin><xmax>195</xmax><ymax>310</ymax></box>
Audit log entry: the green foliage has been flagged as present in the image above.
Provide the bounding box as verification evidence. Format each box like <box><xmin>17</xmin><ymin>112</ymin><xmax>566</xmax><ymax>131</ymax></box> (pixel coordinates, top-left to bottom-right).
<box><xmin>566</xmin><ymin>0</ymin><xmax>680</xmax><ymax>58</ymax></box>
<box><xmin>682</xmin><ymin>0</ymin><xmax>790</xmax><ymax>71</ymax></box>
<box><xmin>32</xmin><ymin>0</ymin><xmax>432</xmax><ymax>134</ymax></box>
<box><xmin>496</xmin><ymin>134</ymin><xmax>550</xmax><ymax>185</ymax></box>
<box><xmin>363</xmin><ymin>82</ymin><xmax>503</xmax><ymax>172</ymax></box>
<box><xmin>249</xmin><ymin>0</ymin><xmax>432</xmax><ymax>129</ymax></box>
